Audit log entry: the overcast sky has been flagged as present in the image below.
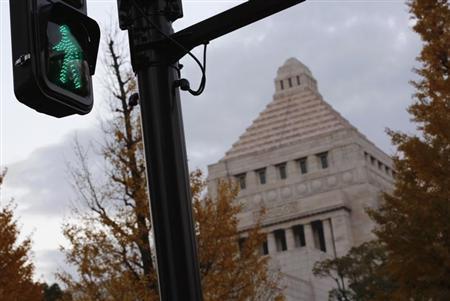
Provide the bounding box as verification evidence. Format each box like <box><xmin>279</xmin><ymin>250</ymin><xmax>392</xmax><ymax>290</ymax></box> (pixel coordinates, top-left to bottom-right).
<box><xmin>1</xmin><ymin>0</ymin><xmax>421</xmax><ymax>283</ymax></box>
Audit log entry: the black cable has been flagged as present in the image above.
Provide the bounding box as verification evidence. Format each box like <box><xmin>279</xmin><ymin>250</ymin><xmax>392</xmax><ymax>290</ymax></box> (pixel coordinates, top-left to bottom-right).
<box><xmin>129</xmin><ymin>0</ymin><xmax>207</xmax><ymax>96</ymax></box>
<box><xmin>188</xmin><ymin>43</ymin><xmax>207</xmax><ymax>96</ymax></box>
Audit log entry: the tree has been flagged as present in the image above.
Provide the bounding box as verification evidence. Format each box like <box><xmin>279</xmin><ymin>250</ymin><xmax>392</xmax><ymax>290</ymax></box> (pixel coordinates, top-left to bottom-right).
<box><xmin>191</xmin><ymin>170</ymin><xmax>284</xmax><ymax>301</ymax></box>
<box><xmin>313</xmin><ymin>241</ymin><xmax>394</xmax><ymax>301</ymax></box>
<box><xmin>60</xmin><ymin>32</ymin><xmax>284</xmax><ymax>300</ymax></box>
<box><xmin>59</xmin><ymin>30</ymin><xmax>157</xmax><ymax>301</ymax></box>
<box><xmin>0</xmin><ymin>169</ymin><xmax>43</xmax><ymax>301</ymax></box>
<box><xmin>368</xmin><ymin>1</ymin><xmax>450</xmax><ymax>300</ymax></box>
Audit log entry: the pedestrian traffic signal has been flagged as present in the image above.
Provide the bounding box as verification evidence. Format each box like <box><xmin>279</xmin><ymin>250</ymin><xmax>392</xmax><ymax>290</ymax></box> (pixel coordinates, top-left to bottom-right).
<box><xmin>9</xmin><ymin>0</ymin><xmax>100</xmax><ymax>117</ymax></box>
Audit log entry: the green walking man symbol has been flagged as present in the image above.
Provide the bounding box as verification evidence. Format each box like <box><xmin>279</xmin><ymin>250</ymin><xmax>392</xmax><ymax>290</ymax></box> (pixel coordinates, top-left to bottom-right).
<box><xmin>52</xmin><ymin>25</ymin><xmax>84</xmax><ymax>90</ymax></box>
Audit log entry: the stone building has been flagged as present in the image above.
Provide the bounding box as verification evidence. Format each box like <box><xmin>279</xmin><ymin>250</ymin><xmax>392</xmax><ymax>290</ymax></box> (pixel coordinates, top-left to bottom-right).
<box><xmin>206</xmin><ymin>58</ymin><xmax>394</xmax><ymax>300</ymax></box>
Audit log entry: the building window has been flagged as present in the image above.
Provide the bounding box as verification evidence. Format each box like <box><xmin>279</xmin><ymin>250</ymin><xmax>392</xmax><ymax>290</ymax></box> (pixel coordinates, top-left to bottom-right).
<box><xmin>385</xmin><ymin>166</ymin><xmax>390</xmax><ymax>175</ymax></box>
<box><xmin>274</xmin><ymin>229</ymin><xmax>287</xmax><ymax>252</ymax></box>
<box><xmin>311</xmin><ymin>220</ymin><xmax>326</xmax><ymax>252</ymax></box>
<box><xmin>276</xmin><ymin>163</ymin><xmax>287</xmax><ymax>180</ymax></box>
<box><xmin>238</xmin><ymin>237</ymin><xmax>247</xmax><ymax>253</ymax></box>
<box><xmin>288</xmin><ymin>78</ymin><xmax>293</xmax><ymax>88</ymax></box>
<box><xmin>370</xmin><ymin>156</ymin><xmax>376</xmax><ymax>165</ymax></box>
<box><xmin>378</xmin><ymin>161</ymin><xmax>383</xmax><ymax>170</ymax></box>
<box><xmin>259</xmin><ymin>240</ymin><xmax>269</xmax><ymax>255</ymax></box>
<box><xmin>280</xmin><ymin>80</ymin><xmax>284</xmax><ymax>90</ymax></box>
<box><xmin>293</xmin><ymin>225</ymin><xmax>306</xmax><ymax>248</ymax></box>
<box><xmin>296</xmin><ymin>75</ymin><xmax>301</xmax><ymax>85</ymax></box>
<box><xmin>364</xmin><ymin>151</ymin><xmax>369</xmax><ymax>161</ymax></box>
<box><xmin>317</xmin><ymin>152</ymin><xmax>329</xmax><ymax>169</ymax></box>
<box><xmin>235</xmin><ymin>173</ymin><xmax>246</xmax><ymax>190</ymax></box>
<box><xmin>297</xmin><ymin>157</ymin><xmax>308</xmax><ymax>174</ymax></box>
<box><xmin>256</xmin><ymin>168</ymin><xmax>266</xmax><ymax>185</ymax></box>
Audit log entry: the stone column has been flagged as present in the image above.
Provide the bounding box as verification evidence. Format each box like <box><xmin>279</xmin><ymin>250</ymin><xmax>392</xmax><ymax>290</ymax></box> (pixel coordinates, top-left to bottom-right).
<box><xmin>247</xmin><ymin>170</ymin><xmax>257</xmax><ymax>188</ymax></box>
<box><xmin>267</xmin><ymin>232</ymin><xmax>277</xmax><ymax>254</ymax></box>
<box><xmin>286</xmin><ymin>160</ymin><xmax>297</xmax><ymax>179</ymax></box>
<box><xmin>331</xmin><ymin>213</ymin><xmax>353</xmax><ymax>257</ymax></box>
<box><xmin>285</xmin><ymin>227</ymin><xmax>295</xmax><ymax>250</ymax></box>
<box><xmin>304</xmin><ymin>223</ymin><xmax>315</xmax><ymax>250</ymax></box>
<box><xmin>323</xmin><ymin>219</ymin><xmax>335</xmax><ymax>256</ymax></box>
<box><xmin>206</xmin><ymin>179</ymin><xmax>218</xmax><ymax>199</ymax></box>
<box><xmin>266</xmin><ymin>165</ymin><xmax>277</xmax><ymax>183</ymax></box>
<box><xmin>309</xmin><ymin>155</ymin><xmax>319</xmax><ymax>172</ymax></box>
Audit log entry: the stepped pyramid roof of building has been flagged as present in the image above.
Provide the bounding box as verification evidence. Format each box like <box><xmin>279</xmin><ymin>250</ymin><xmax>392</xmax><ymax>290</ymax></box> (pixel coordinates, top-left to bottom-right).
<box><xmin>223</xmin><ymin>58</ymin><xmax>355</xmax><ymax>160</ymax></box>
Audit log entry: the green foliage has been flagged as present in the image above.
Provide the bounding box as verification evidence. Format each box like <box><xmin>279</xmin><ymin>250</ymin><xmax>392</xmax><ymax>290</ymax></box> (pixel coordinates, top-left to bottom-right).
<box><xmin>43</xmin><ymin>283</ymin><xmax>71</xmax><ymax>301</ymax></box>
<box><xmin>313</xmin><ymin>241</ymin><xmax>394</xmax><ymax>301</ymax></box>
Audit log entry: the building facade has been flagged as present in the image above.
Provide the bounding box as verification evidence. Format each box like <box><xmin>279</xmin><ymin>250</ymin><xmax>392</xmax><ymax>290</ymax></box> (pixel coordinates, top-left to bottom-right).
<box><xmin>207</xmin><ymin>58</ymin><xmax>394</xmax><ymax>300</ymax></box>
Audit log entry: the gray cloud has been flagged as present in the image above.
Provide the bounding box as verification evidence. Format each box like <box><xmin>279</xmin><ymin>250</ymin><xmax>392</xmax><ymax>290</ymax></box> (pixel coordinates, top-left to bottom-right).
<box><xmin>179</xmin><ymin>2</ymin><xmax>420</xmax><ymax>169</ymax></box>
<box><xmin>3</xmin><ymin>127</ymin><xmax>102</xmax><ymax>216</ymax></box>
<box><xmin>34</xmin><ymin>249</ymin><xmax>73</xmax><ymax>284</ymax></box>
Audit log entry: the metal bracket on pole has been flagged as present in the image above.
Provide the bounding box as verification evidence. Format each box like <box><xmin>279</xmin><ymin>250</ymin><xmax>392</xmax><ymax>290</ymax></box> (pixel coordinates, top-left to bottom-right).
<box><xmin>138</xmin><ymin>0</ymin><xmax>306</xmax><ymax>63</ymax></box>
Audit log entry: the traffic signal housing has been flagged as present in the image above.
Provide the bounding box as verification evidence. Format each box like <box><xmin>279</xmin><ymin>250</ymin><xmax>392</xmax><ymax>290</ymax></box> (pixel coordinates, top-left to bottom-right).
<box><xmin>9</xmin><ymin>0</ymin><xmax>100</xmax><ymax>117</ymax></box>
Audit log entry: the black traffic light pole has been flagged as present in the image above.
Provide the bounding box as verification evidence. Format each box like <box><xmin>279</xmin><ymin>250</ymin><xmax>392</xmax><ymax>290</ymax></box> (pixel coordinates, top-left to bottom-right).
<box><xmin>121</xmin><ymin>1</ymin><xmax>203</xmax><ymax>300</ymax></box>
<box><xmin>118</xmin><ymin>1</ymin><xmax>306</xmax><ymax>300</ymax></box>
<box><xmin>137</xmin><ymin>56</ymin><xmax>202</xmax><ymax>299</ymax></box>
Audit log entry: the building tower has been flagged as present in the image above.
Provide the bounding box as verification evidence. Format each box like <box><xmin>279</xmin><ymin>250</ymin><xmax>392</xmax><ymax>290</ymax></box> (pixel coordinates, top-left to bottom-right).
<box><xmin>207</xmin><ymin>58</ymin><xmax>394</xmax><ymax>300</ymax></box>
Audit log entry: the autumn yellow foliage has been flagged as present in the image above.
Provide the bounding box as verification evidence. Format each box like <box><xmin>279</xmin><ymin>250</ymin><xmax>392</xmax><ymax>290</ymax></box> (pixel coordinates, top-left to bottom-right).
<box><xmin>369</xmin><ymin>1</ymin><xmax>450</xmax><ymax>300</ymax></box>
<box><xmin>192</xmin><ymin>170</ymin><xmax>284</xmax><ymax>301</ymax></box>
<box><xmin>0</xmin><ymin>170</ymin><xmax>43</xmax><ymax>301</ymax></box>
